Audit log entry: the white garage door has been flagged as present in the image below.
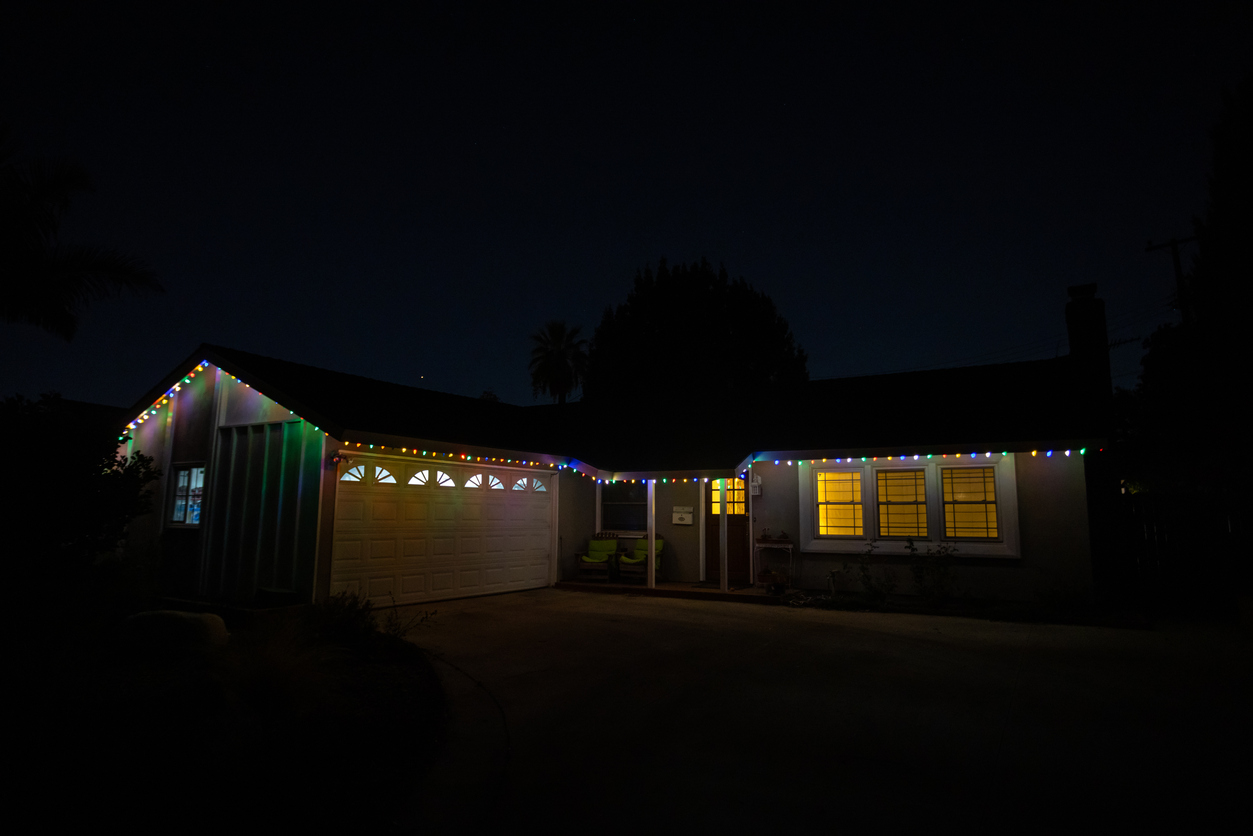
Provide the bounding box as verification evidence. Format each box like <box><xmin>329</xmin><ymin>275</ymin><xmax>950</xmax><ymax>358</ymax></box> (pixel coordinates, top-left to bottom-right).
<box><xmin>330</xmin><ymin>456</ymin><xmax>554</xmax><ymax>604</ymax></box>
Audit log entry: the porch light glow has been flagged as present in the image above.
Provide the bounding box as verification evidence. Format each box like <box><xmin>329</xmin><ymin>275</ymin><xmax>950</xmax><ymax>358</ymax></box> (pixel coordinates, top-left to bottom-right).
<box><xmin>1032</xmin><ymin>450</ymin><xmax>1037</xmax><ymax>456</ymax></box>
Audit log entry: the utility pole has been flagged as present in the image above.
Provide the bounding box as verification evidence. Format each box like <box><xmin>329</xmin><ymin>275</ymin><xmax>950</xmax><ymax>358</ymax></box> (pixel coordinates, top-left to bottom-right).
<box><xmin>1146</xmin><ymin>237</ymin><xmax>1196</xmax><ymax>325</ymax></box>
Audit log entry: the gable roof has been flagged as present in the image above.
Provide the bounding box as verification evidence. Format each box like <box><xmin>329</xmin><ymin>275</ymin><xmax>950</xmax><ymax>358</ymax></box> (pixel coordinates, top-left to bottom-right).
<box><xmin>126</xmin><ymin>344</ymin><xmax>1107</xmax><ymax>474</ymax></box>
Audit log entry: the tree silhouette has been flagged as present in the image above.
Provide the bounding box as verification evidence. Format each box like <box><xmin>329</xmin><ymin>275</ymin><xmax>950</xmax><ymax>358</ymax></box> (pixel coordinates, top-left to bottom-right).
<box><xmin>0</xmin><ymin>123</ymin><xmax>161</xmax><ymax>340</ymax></box>
<box><xmin>529</xmin><ymin>320</ymin><xmax>588</xmax><ymax>404</ymax></box>
<box><xmin>583</xmin><ymin>258</ymin><xmax>808</xmax><ymax>406</ymax></box>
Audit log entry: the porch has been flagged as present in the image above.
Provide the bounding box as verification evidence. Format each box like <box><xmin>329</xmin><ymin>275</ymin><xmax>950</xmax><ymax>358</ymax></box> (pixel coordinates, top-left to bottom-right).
<box><xmin>554</xmin><ymin>579</ymin><xmax>783</xmax><ymax>605</ymax></box>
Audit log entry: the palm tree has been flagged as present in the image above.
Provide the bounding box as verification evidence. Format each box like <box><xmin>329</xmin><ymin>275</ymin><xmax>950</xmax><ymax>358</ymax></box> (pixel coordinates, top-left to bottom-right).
<box><xmin>0</xmin><ymin>123</ymin><xmax>161</xmax><ymax>340</ymax></box>
<box><xmin>529</xmin><ymin>320</ymin><xmax>588</xmax><ymax>404</ymax></box>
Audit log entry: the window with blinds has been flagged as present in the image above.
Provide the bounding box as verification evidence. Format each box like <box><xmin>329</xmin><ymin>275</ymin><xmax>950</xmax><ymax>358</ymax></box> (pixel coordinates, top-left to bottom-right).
<box><xmin>877</xmin><ymin>470</ymin><xmax>927</xmax><ymax>537</ymax></box>
<box><xmin>943</xmin><ymin>467</ymin><xmax>999</xmax><ymax>538</ymax></box>
<box><xmin>816</xmin><ymin>471</ymin><xmax>862</xmax><ymax>536</ymax></box>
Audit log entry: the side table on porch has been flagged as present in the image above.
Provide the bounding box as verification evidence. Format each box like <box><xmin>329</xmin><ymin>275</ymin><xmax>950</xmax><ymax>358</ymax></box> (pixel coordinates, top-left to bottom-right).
<box><xmin>754</xmin><ymin>539</ymin><xmax>795</xmax><ymax>588</ymax></box>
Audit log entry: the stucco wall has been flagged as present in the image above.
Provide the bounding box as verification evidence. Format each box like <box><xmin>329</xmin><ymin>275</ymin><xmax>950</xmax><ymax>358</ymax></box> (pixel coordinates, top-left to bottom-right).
<box><xmin>557</xmin><ymin>469</ymin><xmax>598</xmax><ymax>580</ymax></box>
<box><xmin>1014</xmin><ymin>452</ymin><xmax>1093</xmax><ymax>597</ymax></box>
<box><xmin>651</xmin><ymin>481</ymin><xmax>702</xmax><ymax>582</ymax></box>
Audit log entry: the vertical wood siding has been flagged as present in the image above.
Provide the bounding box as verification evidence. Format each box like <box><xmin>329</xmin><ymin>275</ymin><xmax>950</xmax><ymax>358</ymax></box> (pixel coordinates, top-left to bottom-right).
<box><xmin>202</xmin><ymin>420</ymin><xmax>323</xmax><ymax>604</ymax></box>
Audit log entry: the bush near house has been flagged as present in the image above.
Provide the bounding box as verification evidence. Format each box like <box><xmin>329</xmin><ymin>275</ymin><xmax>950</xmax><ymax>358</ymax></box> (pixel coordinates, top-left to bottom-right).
<box><xmin>27</xmin><ymin>592</ymin><xmax>446</xmax><ymax>831</ymax></box>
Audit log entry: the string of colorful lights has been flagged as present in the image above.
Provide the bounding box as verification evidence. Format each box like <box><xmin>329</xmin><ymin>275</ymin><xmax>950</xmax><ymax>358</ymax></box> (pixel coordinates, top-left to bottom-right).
<box><xmin>120</xmin><ymin>360</ymin><xmax>1093</xmax><ymax>485</ymax></box>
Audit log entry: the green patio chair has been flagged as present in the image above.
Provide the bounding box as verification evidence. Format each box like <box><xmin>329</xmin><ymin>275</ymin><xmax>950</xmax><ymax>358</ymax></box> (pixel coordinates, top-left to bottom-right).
<box><xmin>576</xmin><ymin>537</ymin><xmax>618</xmax><ymax>581</ymax></box>
<box><xmin>617</xmin><ymin>537</ymin><xmax>663</xmax><ymax>582</ymax></box>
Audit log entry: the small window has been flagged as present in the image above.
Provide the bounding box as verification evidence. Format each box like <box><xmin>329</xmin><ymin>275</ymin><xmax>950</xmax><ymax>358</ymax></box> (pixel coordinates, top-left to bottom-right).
<box><xmin>465</xmin><ymin>473</ymin><xmax>483</xmax><ymax>488</ymax></box>
<box><xmin>532</xmin><ymin>478</ymin><xmax>547</xmax><ymax>492</ymax></box>
<box><xmin>877</xmin><ymin>470</ymin><xmax>927</xmax><ymax>538</ymax></box>
<box><xmin>488</xmin><ymin>475</ymin><xmax>504</xmax><ymax>490</ymax></box>
<box><xmin>341</xmin><ymin>465</ymin><xmax>365</xmax><ymax>482</ymax></box>
<box><xmin>602</xmin><ymin>481</ymin><xmax>647</xmax><ymax>531</ymax></box>
<box><xmin>436</xmin><ymin>471</ymin><xmax>455</xmax><ymax>487</ymax></box>
<box><xmin>943</xmin><ymin>467</ymin><xmax>999</xmax><ymax>538</ymax></box>
<box><xmin>409</xmin><ymin>470</ymin><xmax>429</xmax><ymax>486</ymax></box>
<box><xmin>816</xmin><ymin>471</ymin><xmax>862</xmax><ymax>536</ymax></box>
<box><xmin>375</xmin><ymin>466</ymin><xmax>396</xmax><ymax>484</ymax></box>
<box><xmin>710</xmin><ymin>478</ymin><xmax>745</xmax><ymax>515</ymax></box>
<box><xmin>513</xmin><ymin>477</ymin><xmax>527</xmax><ymax>491</ymax></box>
<box><xmin>170</xmin><ymin>465</ymin><xmax>206</xmax><ymax>525</ymax></box>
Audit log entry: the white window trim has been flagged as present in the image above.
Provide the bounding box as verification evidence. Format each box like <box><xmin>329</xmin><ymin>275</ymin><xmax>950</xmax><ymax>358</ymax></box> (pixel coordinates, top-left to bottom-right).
<box><xmin>797</xmin><ymin>454</ymin><xmax>1020</xmax><ymax>558</ymax></box>
<box><xmin>167</xmin><ymin>462</ymin><xmax>207</xmax><ymax>528</ymax></box>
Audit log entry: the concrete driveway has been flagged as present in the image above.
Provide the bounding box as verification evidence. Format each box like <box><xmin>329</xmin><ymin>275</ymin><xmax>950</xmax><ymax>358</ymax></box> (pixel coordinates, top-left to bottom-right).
<box><xmin>406</xmin><ymin>589</ymin><xmax>1248</xmax><ymax>833</ymax></box>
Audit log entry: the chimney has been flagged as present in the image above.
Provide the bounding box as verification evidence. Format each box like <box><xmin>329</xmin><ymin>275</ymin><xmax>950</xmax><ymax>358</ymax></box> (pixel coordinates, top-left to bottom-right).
<box><xmin>1065</xmin><ymin>283</ymin><xmax>1111</xmax><ymax>397</ymax></box>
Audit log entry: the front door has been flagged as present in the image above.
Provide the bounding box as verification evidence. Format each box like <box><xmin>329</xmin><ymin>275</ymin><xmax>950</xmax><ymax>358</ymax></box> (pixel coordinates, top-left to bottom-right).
<box><xmin>705</xmin><ymin>478</ymin><xmax>750</xmax><ymax>586</ymax></box>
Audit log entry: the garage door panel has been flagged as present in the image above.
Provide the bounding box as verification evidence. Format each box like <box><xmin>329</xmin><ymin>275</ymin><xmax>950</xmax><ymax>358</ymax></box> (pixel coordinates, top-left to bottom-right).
<box><xmin>332</xmin><ymin>456</ymin><xmax>553</xmax><ymax>604</ymax></box>
<box><xmin>367</xmin><ymin>576</ymin><xmax>394</xmax><ymax>598</ymax></box>
<box><xmin>369</xmin><ymin>539</ymin><xmax>396</xmax><ymax>560</ymax></box>
<box><xmin>334</xmin><ymin>539</ymin><xmax>363</xmax><ymax>561</ymax></box>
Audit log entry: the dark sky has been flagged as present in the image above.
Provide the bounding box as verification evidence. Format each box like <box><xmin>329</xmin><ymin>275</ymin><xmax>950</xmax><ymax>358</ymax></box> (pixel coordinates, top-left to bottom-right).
<box><xmin>3</xmin><ymin>2</ymin><xmax>1250</xmax><ymax>408</ymax></box>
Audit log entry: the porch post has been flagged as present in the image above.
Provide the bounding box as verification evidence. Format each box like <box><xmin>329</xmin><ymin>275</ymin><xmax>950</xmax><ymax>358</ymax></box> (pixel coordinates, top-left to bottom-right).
<box><xmin>646</xmin><ymin>479</ymin><xmax>656</xmax><ymax>589</ymax></box>
<box><xmin>698</xmin><ymin>480</ymin><xmax>706</xmax><ymax>582</ymax></box>
<box><xmin>719</xmin><ymin>479</ymin><xmax>728</xmax><ymax>592</ymax></box>
<box><xmin>595</xmin><ymin>481</ymin><xmax>602</xmax><ymax>533</ymax></box>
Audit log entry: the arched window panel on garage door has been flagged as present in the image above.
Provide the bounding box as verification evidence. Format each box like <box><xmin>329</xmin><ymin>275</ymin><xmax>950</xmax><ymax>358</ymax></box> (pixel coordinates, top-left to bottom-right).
<box><xmin>465</xmin><ymin>473</ymin><xmax>483</xmax><ymax>488</ymax></box>
<box><xmin>532</xmin><ymin>478</ymin><xmax>547</xmax><ymax>492</ymax></box>
<box><xmin>487</xmin><ymin>475</ymin><xmax>504</xmax><ymax>490</ymax></box>
<box><xmin>436</xmin><ymin>471</ymin><xmax>455</xmax><ymax>487</ymax></box>
<box><xmin>341</xmin><ymin>465</ymin><xmax>365</xmax><ymax>482</ymax></box>
<box><xmin>375</xmin><ymin>466</ymin><xmax>396</xmax><ymax>484</ymax></box>
<box><xmin>409</xmin><ymin>469</ymin><xmax>429</xmax><ymax>485</ymax></box>
<box><xmin>513</xmin><ymin>477</ymin><xmax>527</xmax><ymax>491</ymax></box>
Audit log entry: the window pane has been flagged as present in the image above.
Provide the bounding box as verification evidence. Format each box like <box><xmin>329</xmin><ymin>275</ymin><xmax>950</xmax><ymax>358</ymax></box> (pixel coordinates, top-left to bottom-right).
<box><xmin>603</xmin><ymin>503</ymin><xmax>647</xmax><ymax>531</ymax></box>
<box><xmin>879</xmin><ymin>503</ymin><xmax>928</xmax><ymax>537</ymax></box>
<box><xmin>943</xmin><ymin>468</ymin><xmax>999</xmax><ymax>538</ymax></box>
<box><xmin>171</xmin><ymin>467</ymin><xmax>190</xmax><ymax>522</ymax></box>
<box><xmin>819</xmin><ymin>504</ymin><xmax>863</xmax><ymax>536</ymax></box>
<box><xmin>188</xmin><ymin>467</ymin><xmax>205</xmax><ymax>524</ymax></box>
<box><xmin>877</xmin><ymin>470</ymin><xmax>927</xmax><ymax>537</ymax></box>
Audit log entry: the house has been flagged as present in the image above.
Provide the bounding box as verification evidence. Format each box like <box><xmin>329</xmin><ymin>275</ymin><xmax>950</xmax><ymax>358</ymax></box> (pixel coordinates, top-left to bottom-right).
<box><xmin>118</xmin><ymin>285</ymin><xmax>1111</xmax><ymax>608</ymax></box>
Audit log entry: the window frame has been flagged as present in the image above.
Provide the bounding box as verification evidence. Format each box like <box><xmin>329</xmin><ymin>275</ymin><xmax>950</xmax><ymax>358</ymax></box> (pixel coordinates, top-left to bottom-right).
<box><xmin>797</xmin><ymin>454</ymin><xmax>1019</xmax><ymax>558</ymax></box>
<box><xmin>814</xmin><ymin>468</ymin><xmax>865</xmax><ymax>539</ymax></box>
<box><xmin>168</xmin><ymin>462</ymin><xmax>206</xmax><ymax>527</ymax></box>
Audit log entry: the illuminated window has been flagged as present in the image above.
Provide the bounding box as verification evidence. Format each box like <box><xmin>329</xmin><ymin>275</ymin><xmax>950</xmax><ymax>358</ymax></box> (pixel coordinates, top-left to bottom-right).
<box><xmin>487</xmin><ymin>475</ymin><xmax>504</xmax><ymax>490</ymax></box>
<box><xmin>465</xmin><ymin>473</ymin><xmax>483</xmax><ymax>488</ymax></box>
<box><xmin>943</xmin><ymin>467</ymin><xmax>999</xmax><ymax>538</ymax></box>
<box><xmin>816</xmin><ymin>471</ymin><xmax>862</xmax><ymax>536</ymax></box>
<box><xmin>710</xmin><ymin>478</ymin><xmax>745</xmax><ymax>515</ymax></box>
<box><xmin>513</xmin><ymin>477</ymin><xmax>527</xmax><ymax>491</ymax></box>
<box><xmin>532</xmin><ymin>478</ymin><xmax>547</xmax><ymax>492</ymax></box>
<box><xmin>170</xmin><ymin>465</ymin><xmax>205</xmax><ymax>525</ymax></box>
<box><xmin>409</xmin><ymin>470</ymin><xmax>429</xmax><ymax>486</ymax></box>
<box><xmin>375</xmin><ymin>466</ymin><xmax>396</xmax><ymax>484</ymax></box>
<box><xmin>436</xmin><ymin>471</ymin><xmax>454</xmax><ymax>487</ymax></box>
<box><xmin>342</xmin><ymin>465</ymin><xmax>365</xmax><ymax>482</ymax></box>
<box><xmin>877</xmin><ymin>470</ymin><xmax>927</xmax><ymax>538</ymax></box>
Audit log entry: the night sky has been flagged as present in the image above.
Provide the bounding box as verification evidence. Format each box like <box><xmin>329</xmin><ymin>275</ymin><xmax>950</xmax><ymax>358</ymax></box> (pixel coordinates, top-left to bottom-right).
<box><xmin>4</xmin><ymin>3</ymin><xmax>1250</xmax><ymax>409</ymax></box>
